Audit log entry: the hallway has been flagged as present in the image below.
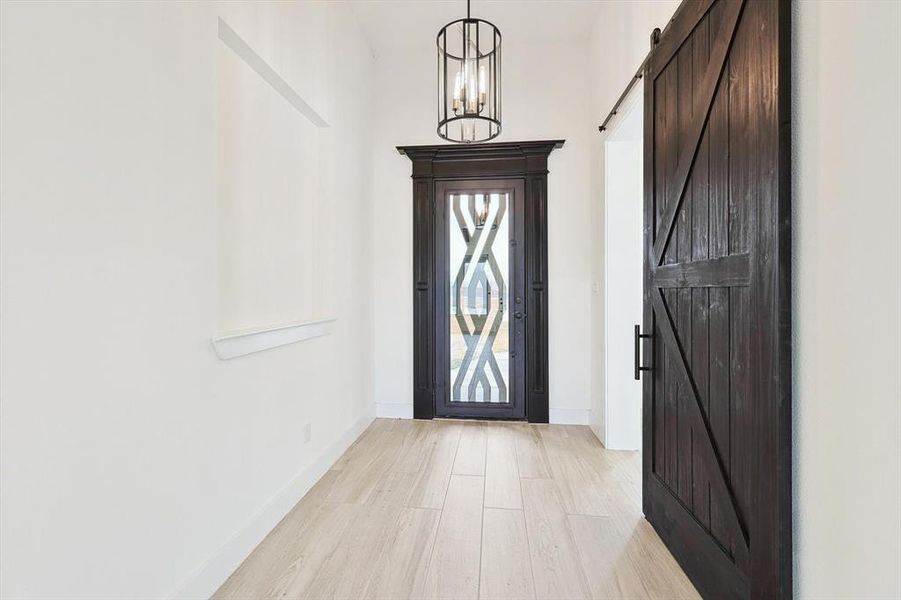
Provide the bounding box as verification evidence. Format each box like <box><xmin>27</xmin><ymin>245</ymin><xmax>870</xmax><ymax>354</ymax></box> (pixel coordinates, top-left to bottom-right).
<box><xmin>215</xmin><ymin>419</ymin><xmax>698</xmax><ymax>599</ymax></box>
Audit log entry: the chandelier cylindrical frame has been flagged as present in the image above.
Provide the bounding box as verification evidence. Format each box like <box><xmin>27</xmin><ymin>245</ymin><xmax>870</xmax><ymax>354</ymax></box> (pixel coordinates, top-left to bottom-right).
<box><xmin>437</xmin><ymin>17</ymin><xmax>501</xmax><ymax>143</ymax></box>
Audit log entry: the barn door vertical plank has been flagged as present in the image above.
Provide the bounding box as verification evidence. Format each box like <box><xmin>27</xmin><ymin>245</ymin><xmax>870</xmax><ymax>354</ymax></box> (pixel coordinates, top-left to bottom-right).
<box><xmin>704</xmin><ymin>0</ymin><xmax>733</xmax><ymax>554</ymax></box>
<box><xmin>726</xmin><ymin>0</ymin><xmax>753</xmax><ymax>573</ymax></box>
<box><xmin>652</xmin><ymin>73</ymin><xmax>668</xmax><ymax>482</ymax></box>
<box><xmin>690</xmin><ymin>8</ymin><xmax>712</xmax><ymax>530</ymax></box>
<box><xmin>662</xmin><ymin>58</ymin><xmax>680</xmax><ymax>492</ymax></box>
<box><xmin>675</xmin><ymin>38</ymin><xmax>695</xmax><ymax>507</ymax></box>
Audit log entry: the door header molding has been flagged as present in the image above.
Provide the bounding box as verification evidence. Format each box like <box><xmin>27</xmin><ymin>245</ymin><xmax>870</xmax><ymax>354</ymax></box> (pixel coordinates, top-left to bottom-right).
<box><xmin>397</xmin><ymin>140</ymin><xmax>565</xmax><ymax>179</ymax></box>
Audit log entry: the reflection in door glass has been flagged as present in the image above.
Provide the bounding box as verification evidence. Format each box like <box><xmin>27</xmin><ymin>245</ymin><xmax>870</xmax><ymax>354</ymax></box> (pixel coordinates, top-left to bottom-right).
<box><xmin>449</xmin><ymin>192</ymin><xmax>510</xmax><ymax>403</ymax></box>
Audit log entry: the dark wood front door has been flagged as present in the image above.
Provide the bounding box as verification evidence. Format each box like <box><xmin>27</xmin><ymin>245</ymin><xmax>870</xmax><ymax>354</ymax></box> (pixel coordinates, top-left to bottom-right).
<box><xmin>398</xmin><ymin>140</ymin><xmax>563</xmax><ymax>423</ymax></box>
<box><xmin>436</xmin><ymin>179</ymin><xmax>526</xmax><ymax>419</ymax></box>
<box><xmin>639</xmin><ymin>1</ymin><xmax>791</xmax><ymax>598</ymax></box>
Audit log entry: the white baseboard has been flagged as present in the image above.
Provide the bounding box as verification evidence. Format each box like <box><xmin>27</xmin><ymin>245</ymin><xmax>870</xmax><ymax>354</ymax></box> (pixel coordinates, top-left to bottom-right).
<box><xmin>166</xmin><ymin>410</ymin><xmax>374</xmax><ymax>599</ymax></box>
<box><xmin>376</xmin><ymin>402</ymin><xmax>413</xmax><ymax>419</ymax></box>
<box><xmin>549</xmin><ymin>408</ymin><xmax>591</xmax><ymax>425</ymax></box>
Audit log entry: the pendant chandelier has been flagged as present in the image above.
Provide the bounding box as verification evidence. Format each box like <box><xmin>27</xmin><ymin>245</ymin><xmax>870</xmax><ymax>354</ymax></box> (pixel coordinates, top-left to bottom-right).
<box><xmin>437</xmin><ymin>0</ymin><xmax>501</xmax><ymax>143</ymax></box>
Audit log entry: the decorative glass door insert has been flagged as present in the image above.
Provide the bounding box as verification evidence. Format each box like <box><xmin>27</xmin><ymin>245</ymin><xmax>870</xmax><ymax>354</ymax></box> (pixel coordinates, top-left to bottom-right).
<box><xmin>437</xmin><ymin>179</ymin><xmax>525</xmax><ymax>420</ymax></box>
<box><xmin>449</xmin><ymin>191</ymin><xmax>510</xmax><ymax>403</ymax></box>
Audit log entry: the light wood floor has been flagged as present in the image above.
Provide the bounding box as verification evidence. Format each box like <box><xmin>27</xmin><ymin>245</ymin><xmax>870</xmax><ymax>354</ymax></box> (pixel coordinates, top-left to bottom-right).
<box><xmin>215</xmin><ymin>419</ymin><xmax>699</xmax><ymax>600</ymax></box>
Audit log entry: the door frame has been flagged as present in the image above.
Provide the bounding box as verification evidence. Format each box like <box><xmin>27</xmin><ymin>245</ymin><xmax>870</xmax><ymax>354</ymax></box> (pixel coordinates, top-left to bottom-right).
<box><xmin>397</xmin><ymin>140</ymin><xmax>564</xmax><ymax>423</ymax></box>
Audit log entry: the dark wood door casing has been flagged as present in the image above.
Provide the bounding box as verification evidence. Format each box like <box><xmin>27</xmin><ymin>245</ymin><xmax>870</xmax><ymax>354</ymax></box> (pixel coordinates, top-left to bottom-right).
<box><xmin>641</xmin><ymin>1</ymin><xmax>791</xmax><ymax>599</ymax></box>
<box><xmin>398</xmin><ymin>140</ymin><xmax>564</xmax><ymax>423</ymax></box>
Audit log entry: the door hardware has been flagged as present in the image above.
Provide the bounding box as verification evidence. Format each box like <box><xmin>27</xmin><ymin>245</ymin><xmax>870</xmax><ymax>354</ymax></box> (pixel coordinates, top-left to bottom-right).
<box><xmin>634</xmin><ymin>324</ymin><xmax>653</xmax><ymax>381</ymax></box>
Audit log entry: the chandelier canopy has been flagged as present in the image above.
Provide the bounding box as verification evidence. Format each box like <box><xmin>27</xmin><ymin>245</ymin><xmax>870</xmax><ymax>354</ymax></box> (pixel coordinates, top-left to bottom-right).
<box><xmin>437</xmin><ymin>0</ymin><xmax>501</xmax><ymax>143</ymax></box>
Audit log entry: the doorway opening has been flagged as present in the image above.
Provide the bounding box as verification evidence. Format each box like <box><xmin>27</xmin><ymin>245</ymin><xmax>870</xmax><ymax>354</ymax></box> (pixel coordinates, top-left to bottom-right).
<box><xmin>603</xmin><ymin>95</ymin><xmax>643</xmax><ymax>450</ymax></box>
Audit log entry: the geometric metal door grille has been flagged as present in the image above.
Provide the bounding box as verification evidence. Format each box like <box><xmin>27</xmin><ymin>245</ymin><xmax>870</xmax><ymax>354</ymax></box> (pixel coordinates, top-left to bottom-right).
<box><xmin>450</xmin><ymin>192</ymin><xmax>509</xmax><ymax>403</ymax></box>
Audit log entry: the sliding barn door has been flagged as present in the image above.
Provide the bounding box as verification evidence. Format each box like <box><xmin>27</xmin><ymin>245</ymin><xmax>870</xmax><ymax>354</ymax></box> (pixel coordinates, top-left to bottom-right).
<box><xmin>640</xmin><ymin>0</ymin><xmax>791</xmax><ymax>598</ymax></box>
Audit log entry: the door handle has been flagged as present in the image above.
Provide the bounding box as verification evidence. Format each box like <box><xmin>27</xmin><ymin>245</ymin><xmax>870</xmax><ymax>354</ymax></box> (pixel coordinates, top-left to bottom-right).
<box><xmin>514</xmin><ymin>311</ymin><xmax>525</xmax><ymax>320</ymax></box>
<box><xmin>634</xmin><ymin>324</ymin><xmax>653</xmax><ymax>381</ymax></box>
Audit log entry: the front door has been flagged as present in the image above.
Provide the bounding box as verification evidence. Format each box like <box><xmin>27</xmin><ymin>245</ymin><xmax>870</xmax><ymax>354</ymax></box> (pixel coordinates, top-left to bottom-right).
<box><xmin>638</xmin><ymin>0</ymin><xmax>791</xmax><ymax>598</ymax></box>
<box><xmin>436</xmin><ymin>179</ymin><xmax>526</xmax><ymax>419</ymax></box>
<box><xmin>401</xmin><ymin>140</ymin><xmax>560</xmax><ymax>423</ymax></box>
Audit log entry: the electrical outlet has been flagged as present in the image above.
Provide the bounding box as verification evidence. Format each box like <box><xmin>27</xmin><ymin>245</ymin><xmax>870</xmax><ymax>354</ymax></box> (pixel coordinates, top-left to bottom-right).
<box><xmin>303</xmin><ymin>422</ymin><xmax>312</xmax><ymax>444</ymax></box>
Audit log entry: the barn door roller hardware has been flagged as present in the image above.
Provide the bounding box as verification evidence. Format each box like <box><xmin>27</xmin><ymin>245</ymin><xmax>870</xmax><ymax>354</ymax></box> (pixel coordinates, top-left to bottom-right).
<box><xmin>598</xmin><ymin>27</ymin><xmax>661</xmax><ymax>133</ymax></box>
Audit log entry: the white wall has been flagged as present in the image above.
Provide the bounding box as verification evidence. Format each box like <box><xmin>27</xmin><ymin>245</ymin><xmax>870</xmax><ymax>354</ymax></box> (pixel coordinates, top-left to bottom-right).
<box><xmin>370</xmin><ymin>37</ymin><xmax>594</xmax><ymax>424</ymax></box>
<box><xmin>217</xmin><ymin>19</ymin><xmax>331</xmax><ymax>333</ymax></box>
<box><xmin>793</xmin><ymin>1</ymin><xmax>901</xmax><ymax>597</ymax></box>
<box><xmin>0</xmin><ymin>2</ymin><xmax>375</xmax><ymax>598</ymax></box>
<box><xmin>587</xmin><ymin>1</ymin><xmax>679</xmax><ymax>444</ymax></box>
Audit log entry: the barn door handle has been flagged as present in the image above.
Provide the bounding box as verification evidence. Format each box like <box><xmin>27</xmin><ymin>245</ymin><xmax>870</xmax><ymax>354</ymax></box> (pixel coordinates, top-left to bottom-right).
<box><xmin>634</xmin><ymin>324</ymin><xmax>653</xmax><ymax>381</ymax></box>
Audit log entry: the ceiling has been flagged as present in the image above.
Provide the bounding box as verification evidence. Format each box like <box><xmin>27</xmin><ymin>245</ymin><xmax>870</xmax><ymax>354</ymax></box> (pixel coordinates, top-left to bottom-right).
<box><xmin>350</xmin><ymin>0</ymin><xmax>605</xmax><ymax>56</ymax></box>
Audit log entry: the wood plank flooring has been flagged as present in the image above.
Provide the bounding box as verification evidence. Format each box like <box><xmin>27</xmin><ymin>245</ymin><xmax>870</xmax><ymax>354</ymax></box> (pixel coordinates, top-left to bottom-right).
<box><xmin>214</xmin><ymin>419</ymin><xmax>699</xmax><ymax>600</ymax></box>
